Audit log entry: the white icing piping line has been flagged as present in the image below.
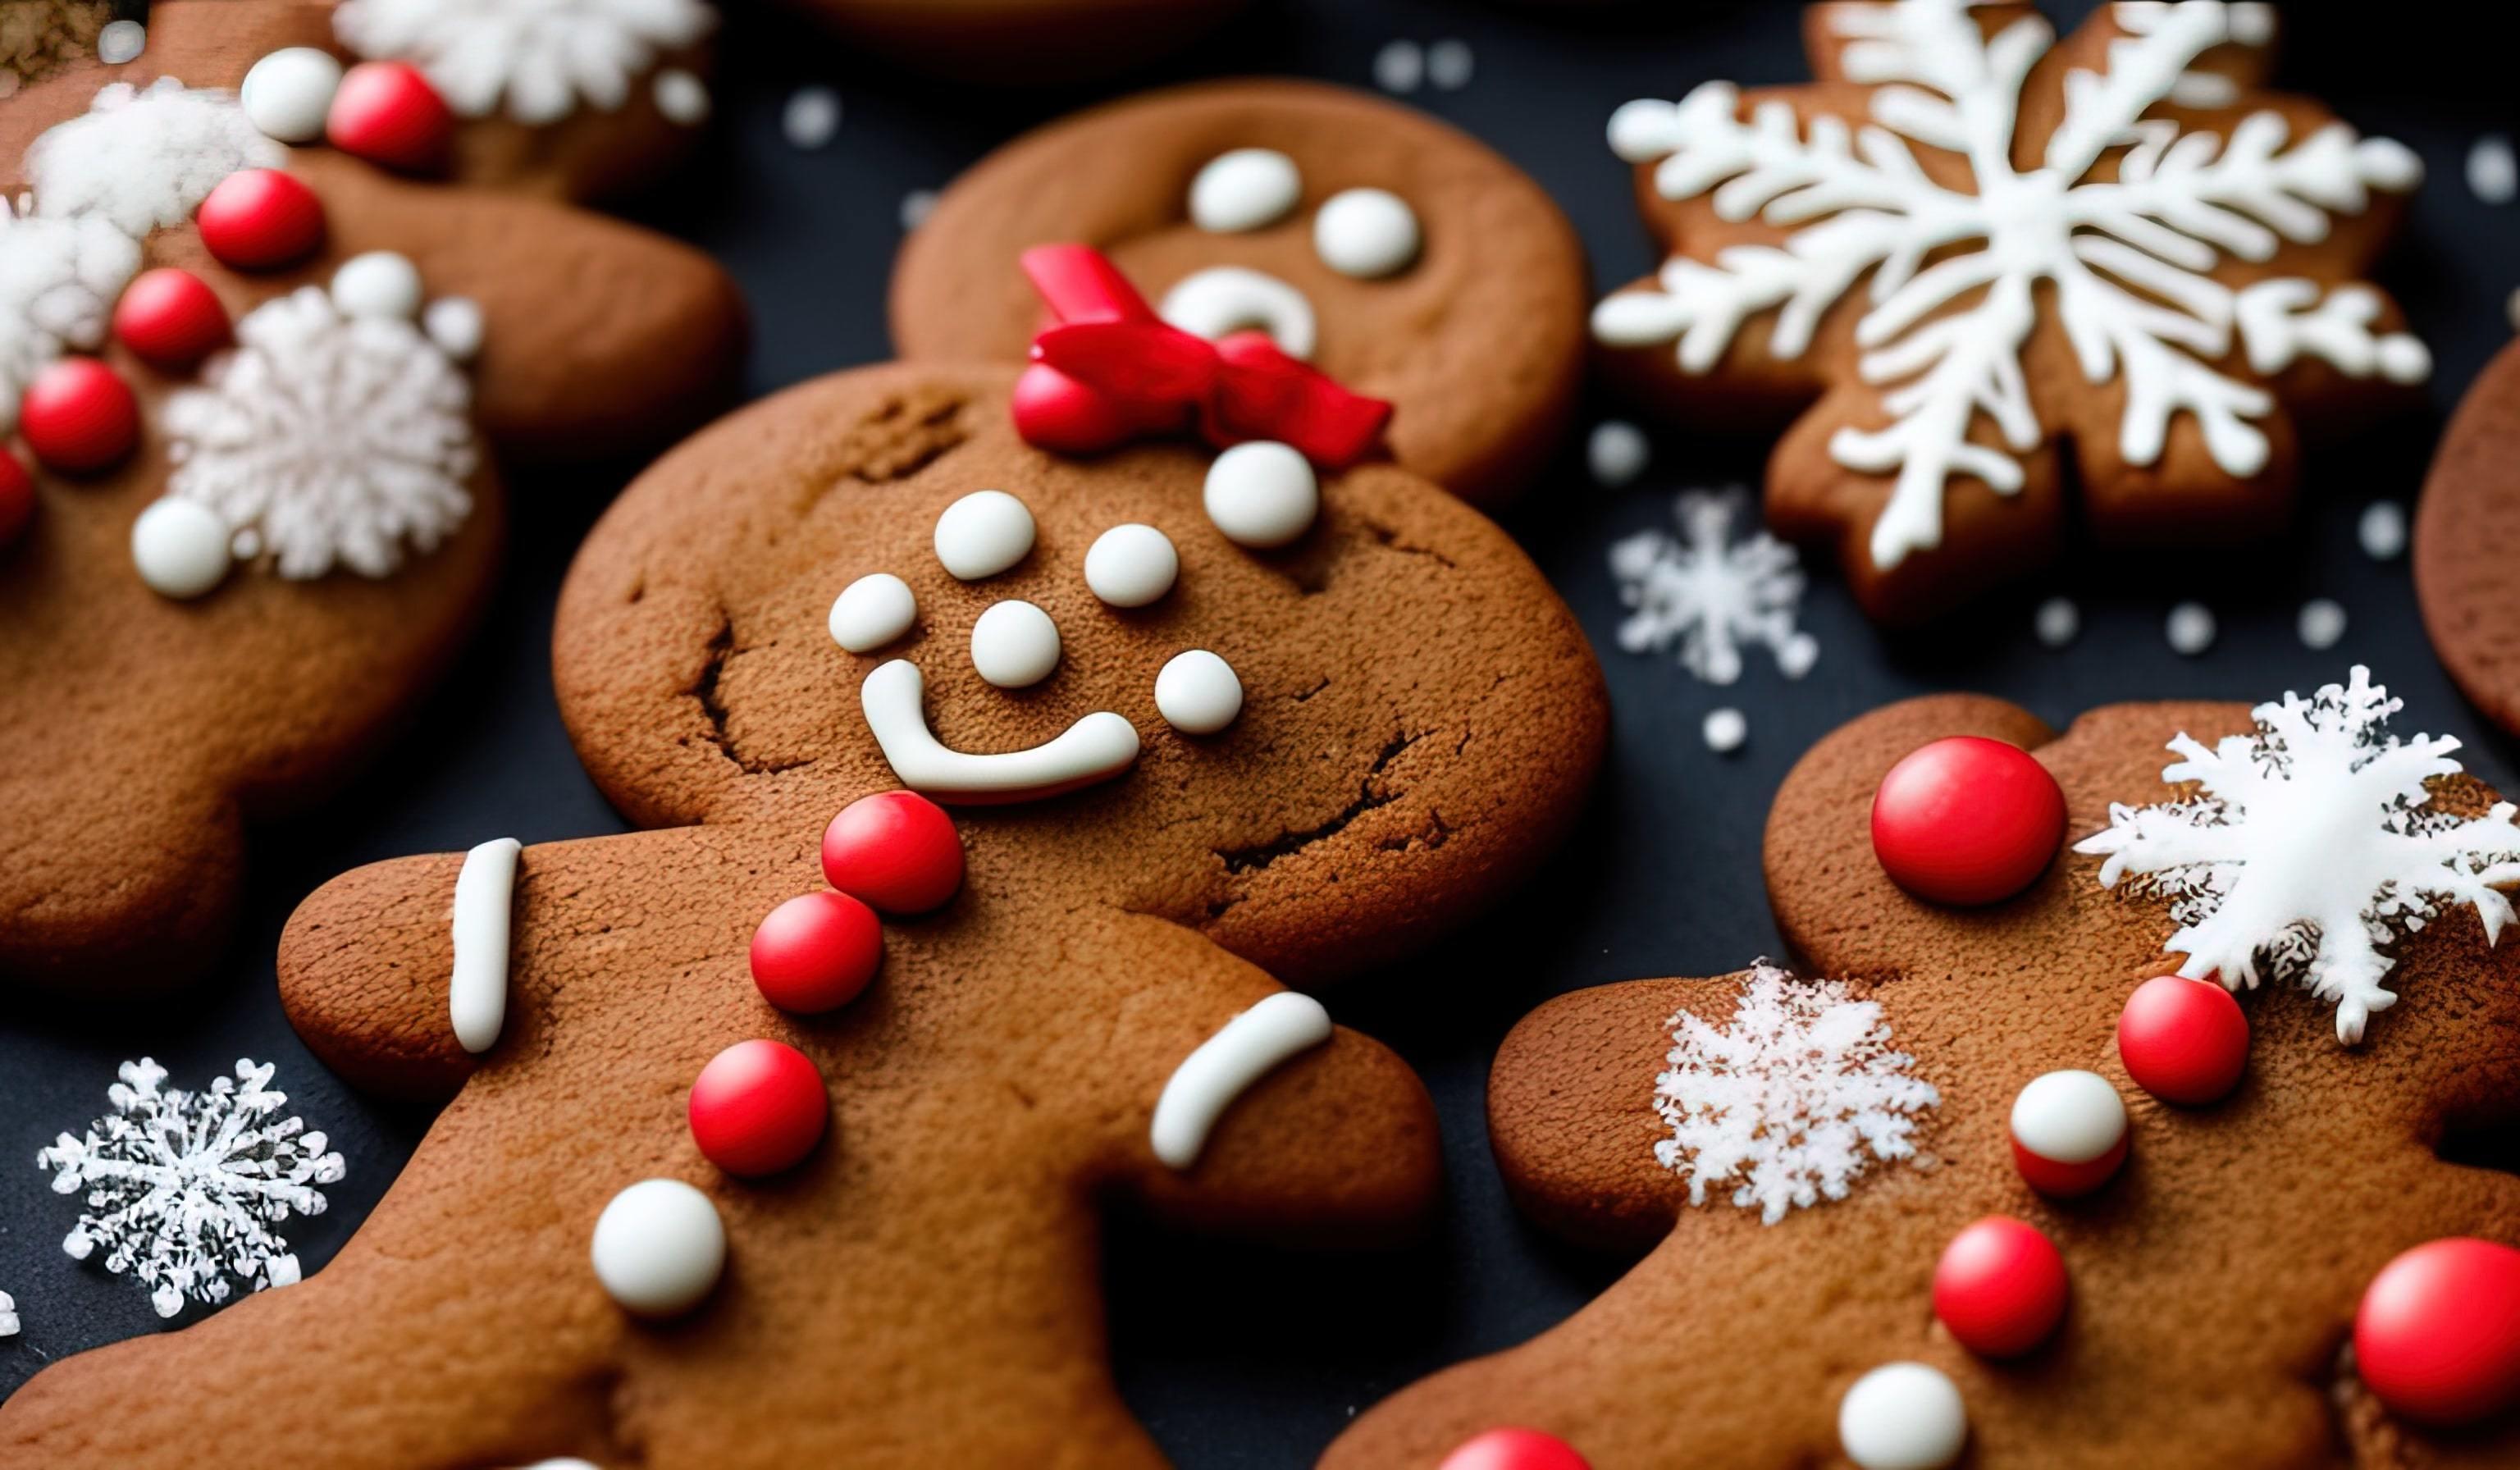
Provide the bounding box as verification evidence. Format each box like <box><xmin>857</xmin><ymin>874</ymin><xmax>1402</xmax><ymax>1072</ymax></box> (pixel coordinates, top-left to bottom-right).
<box><xmin>861</xmin><ymin>658</ymin><xmax>1140</xmax><ymax>804</ymax></box>
<box><xmin>450</xmin><ymin>838</ymin><xmax>523</xmax><ymax>1055</ymax></box>
<box><xmin>1149</xmin><ymin>993</ymin><xmax>1334</xmax><ymax>1170</ymax></box>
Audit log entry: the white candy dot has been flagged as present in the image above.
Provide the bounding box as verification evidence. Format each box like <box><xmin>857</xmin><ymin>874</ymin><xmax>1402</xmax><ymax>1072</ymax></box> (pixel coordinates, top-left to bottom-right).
<box><xmin>1702</xmin><ymin>707</ymin><xmax>1747</xmax><ymax>754</ymax></box>
<box><xmin>2299</xmin><ymin>596</ymin><xmax>2348</xmax><ymax>651</ymax></box>
<box><xmin>1586</xmin><ymin>420</ymin><xmax>1649</xmax><ymax>488</ymax></box>
<box><xmin>934</xmin><ymin>490</ymin><xmax>1035</xmax><ymax>580</ymax></box>
<box><xmin>2010</xmin><ymin>1070</ymin><xmax>2126</xmax><ymax>1166</ymax></box>
<box><xmin>330</xmin><ymin>252</ymin><xmax>424</xmax><ymax>322</ymax></box>
<box><xmin>240</xmin><ymin>47</ymin><xmax>341</xmax><ymax>144</ymax></box>
<box><xmin>654</xmin><ymin>68</ymin><xmax>710</xmax><ymax>126</ymax></box>
<box><xmin>829</xmin><ymin>572</ymin><xmax>917</xmax><ymax>653</ymax></box>
<box><xmin>899</xmin><ymin>189</ymin><xmax>938</xmax><ymax>232</ymax></box>
<box><xmin>2470</xmin><ymin>135</ymin><xmax>2517</xmax><ymax>205</ymax></box>
<box><xmin>2166</xmin><ymin>600</ymin><xmax>2216</xmax><ymax>657</ymax></box>
<box><xmin>2358</xmin><ymin>500</ymin><xmax>2408</xmax><ymax>560</ymax></box>
<box><xmin>1203</xmin><ymin>441</ymin><xmax>1318</xmax><ymax>549</ymax></box>
<box><xmin>132</xmin><ymin>499</ymin><xmax>233</xmax><ymax>600</ymax></box>
<box><xmin>783</xmin><ymin>85</ymin><xmax>841</xmax><ymax>150</ymax></box>
<box><xmin>422</xmin><ymin>296</ymin><xmax>485</xmax><ymax>361</ymax></box>
<box><xmin>1372</xmin><ymin>39</ymin><xmax>1423</xmax><ymax>93</ymax></box>
<box><xmin>1156</xmin><ymin>651</ymin><xmax>1243</xmax><ymax>734</ymax></box>
<box><xmin>1777</xmin><ymin>632</ymin><xmax>1819</xmax><ymax>679</ymax></box>
<box><xmin>1189</xmin><ymin>148</ymin><xmax>1303</xmax><ymax>234</ymax></box>
<box><xmin>97</xmin><ymin>19</ymin><xmax>145</xmax><ymax>65</ymax></box>
<box><xmin>1313</xmin><ymin>188</ymin><xmax>1421</xmax><ymax>279</ymax></box>
<box><xmin>970</xmin><ymin>599</ymin><xmax>1061</xmax><ymax>688</ymax></box>
<box><xmin>2034</xmin><ymin>596</ymin><xmax>2080</xmax><ymax>648</ymax></box>
<box><xmin>2377</xmin><ymin>334</ymin><xmax>2431</xmax><ymax>385</ymax></box>
<box><xmin>1427</xmin><ymin>38</ymin><xmax>1475</xmax><ymax>90</ymax></box>
<box><xmin>1084</xmin><ymin>523</ymin><xmax>1179</xmax><ymax>607</ymax></box>
<box><xmin>590</xmin><ymin>1179</ymin><xmax>725</xmax><ymax>1319</ymax></box>
<box><xmin>1838</xmin><ymin>1363</ymin><xmax>1968</xmax><ymax>1470</ymax></box>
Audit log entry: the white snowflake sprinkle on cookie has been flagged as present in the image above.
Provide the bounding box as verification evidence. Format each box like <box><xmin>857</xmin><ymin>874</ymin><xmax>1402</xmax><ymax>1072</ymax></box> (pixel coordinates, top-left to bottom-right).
<box><xmin>25</xmin><ymin>77</ymin><xmax>281</xmax><ymax>237</ymax></box>
<box><xmin>1609</xmin><ymin>491</ymin><xmax>1817</xmax><ymax>685</ymax></box>
<box><xmin>2075</xmin><ymin>666</ymin><xmax>2520</xmax><ymax>1044</ymax></box>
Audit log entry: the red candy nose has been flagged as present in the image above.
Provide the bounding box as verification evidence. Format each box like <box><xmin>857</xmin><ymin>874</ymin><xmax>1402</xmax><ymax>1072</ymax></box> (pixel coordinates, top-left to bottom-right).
<box><xmin>1870</xmin><ymin>735</ymin><xmax>2066</xmax><ymax>906</ymax></box>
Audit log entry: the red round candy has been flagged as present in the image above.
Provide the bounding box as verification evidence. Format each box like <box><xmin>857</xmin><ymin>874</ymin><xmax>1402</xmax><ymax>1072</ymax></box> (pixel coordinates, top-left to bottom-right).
<box><xmin>1011</xmin><ymin>363</ymin><xmax>1133</xmax><ymax>454</ymax></box>
<box><xmin>2356</xmin><ymin>1239</ymin><xmax>2520</xmax><ymax>1424</ymax></box>
<box><xmin>196</xmin><ymin>169</ymin><xmax>326</xmax><ymax>270</ymax></box>
<box><xmin>2117</xmin><ymin>975</ymin><xmax>2248</xmax><ymax>1106</ymax></box>
<box><xmin>822</xmin><ymin>791</ymin><xmax>965</xmax><ymax>915</ymax></box>
<box><xmin>750</xmin><ymin>890</ymin><xmax>883</xmax><ymax>1013</ymax></box>
<box><xmin>688</xmin><ymin>1039</ymin><xmax>829</xmax><ymax>1177</ymax></box>
<box><xmin>20</xmin><ymin>358</ymin><xmax>138</xmax><ymax>472</ymax></box>
<box><xmin>1933</xmin><ymin>1215</ymin><xmax>2070</xmax><ymax>1358</ymax></box>
<box><xmin>1870</xmin><ymin>735</ymin><xmax>2066</xmax><ymax>905</ymax></box>
<box><xmin>326</xmin><ymin>61</ymin><xmax>454</xmax><ymax>172</ymax></box>
<box><xmin>1438</xmin><ymin>1427</ymin><xmax>1591</xmax><ymax>1470</ymax></box>
<box><xmin>2010</xmin><ymin>1133</ymin><xmax>2127</xmax><ymax>1198</ymax></box>
<box><xmin>0</xmin><ymin>450</ymin><xmax>33</xmax><ymax>549</ymax></box>
<box><xmin>112</xmin><ymin>267</ymin><xmax>230</xmax><ymax>369</ymax></box>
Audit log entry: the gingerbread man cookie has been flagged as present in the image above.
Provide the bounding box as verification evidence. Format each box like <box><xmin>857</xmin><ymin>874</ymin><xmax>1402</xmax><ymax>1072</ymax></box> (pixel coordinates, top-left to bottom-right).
<box><xmin>1331</xmin><ymin>669</ymin><xmax>2520</xmax><ymax>1468</ymax></box>
<box><xmin>892</xmin><ymin>80</ymin><xmax>1589</xmax><ymax>508</ymax></box>
<box><xmin>0</xmin><ymin>359</ymin><xmax>1609</xmax><ymax>1465</ymax></box>
<box><xmin>1593</xmin><ymin>2</ymin><xmax>2427</xmax><ymax>622</ymax></box>
<box><xmin>0</xmin><ymin>2</ymin><xmax>743</xmax><ymax>994</ymax></box>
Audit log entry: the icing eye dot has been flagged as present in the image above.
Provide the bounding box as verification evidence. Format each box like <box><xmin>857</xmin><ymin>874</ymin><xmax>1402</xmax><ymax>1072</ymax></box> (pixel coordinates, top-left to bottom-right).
<box><xmin>829</xmin><ymin>572</ymin><xmax>917</xmax><ymax>653</ymax></box>
<box><xmin>1203</xmin><ymin>441</ymin><xmax>1317</xmax><ymax>549</ymax></box>
<box><xmin>1084</xmin><ymin>523</ymin><xmax>1179</xmax><ymax>607</ymax></box>
<box><xmin>934</xmin><ymin>489</ymin><xmax>1035</xmax><ymax>580</ymax></box>
<box><xmin>1189</xmin><ymin>148</ymin><xmax>1302</xmax><ymax>234</ymax></box>
<box><xmin>131</xmin><ymin>498</ymin><xmax>233</xmax><ymax>600</ymax></box>
<box><xmin>1313</xmin><ymin>187</ymin><xmax>1421</xmax><ymax>279</ymax></box>
<box><xmin>1155</xmin><ymin>650</ymin><xmax>1242</xmax><ymax>734</ymax></box>
<box><xmin>330</xmin><ymin>251</ymin><xmax>423</xmax><ymax>321</ymax></box>
<box><xmin>970</xmin><ymin>599</ymin><xmax>1062</xmax><ymax>688</ymax></box>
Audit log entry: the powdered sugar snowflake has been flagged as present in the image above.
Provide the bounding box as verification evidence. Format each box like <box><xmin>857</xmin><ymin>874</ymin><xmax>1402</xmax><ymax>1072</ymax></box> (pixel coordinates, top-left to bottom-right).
<box><xmin>1609</xmin><ymin>491</ymin><xmax>1817</xmax><ymax>685</ymax></box>
<box><xmin>165</xmin><ymin>285</ymin><xmax>477</xmax><ymax>579</ymax></box>
<box><xmin>0</xmin><ymin>199</ymin><xmax>137</xmax><ymax>432</ymax></box>
<box><xmin>1653</xmin><ymin>961</ymin><xmax>1940</xmax><ymax>1225</ymax></box>
<box><xmin>334</xmin><ymin>0</ymin><xmax>716</xmax><ymax>126</ymax></box>
<box><xmin>25</xmin><ymin>76</ymin><xmax>280</xmax><ymax>237</ymax></box>
<box><xmin>38</xmin><ymin>1057</ymin><xmax>345</xmax><ymax>1320</ymax></box>
<box><xmin>1595</xmin><ymin>0</ymin><xmax>2427</xmax><ymax>572</ymax></box>
<box><xmin>2076</xmin><ymin>667</ymin><xmax>2520</xmax><ymax>1044</ymax></box>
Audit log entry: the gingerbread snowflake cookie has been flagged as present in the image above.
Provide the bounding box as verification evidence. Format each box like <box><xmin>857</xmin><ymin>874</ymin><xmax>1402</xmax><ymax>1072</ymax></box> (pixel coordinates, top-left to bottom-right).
<box><xmin>892</xmin><ymin>80</ymin><xmax>1589</xmax><ymax>507</ymax></box>
<box><xmin>1594</xmin><ymin>1</ymin><xmax>2428</xmax><ymax>622</ymax></box>
<box><xmin>0</xmin><ymin>1</ymin><xmax>742</xmax><ymax>994</ymax></box>
<box><xmin>0</xmin><ymin>360</ymin><xmax>1609</xmax><ymax>1464</ymax></box>
<box><xmin>1331</xmin><ymin>669</ymin><xmax>2520</xmax><ymax>1468</ymax></box>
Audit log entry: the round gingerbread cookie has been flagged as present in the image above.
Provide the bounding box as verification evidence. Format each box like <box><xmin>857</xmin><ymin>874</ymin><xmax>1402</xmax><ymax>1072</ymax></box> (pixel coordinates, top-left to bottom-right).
<box><xmin>783</xmin><ymin>0</ymin><xmax>1246</xmax><ymax>84</ymax></box>
<box><xmin>891</xmin><ymin>80</ymin><xmax>1588</xmax><ymax>508</ymax></box>
<box><xmin>2415</xmin><ymin>337</ymin><xmax>2520</xmax><ymax>737</ymax></box>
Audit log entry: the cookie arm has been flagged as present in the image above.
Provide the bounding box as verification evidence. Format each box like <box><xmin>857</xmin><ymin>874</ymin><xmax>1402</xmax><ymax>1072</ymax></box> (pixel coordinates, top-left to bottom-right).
<box><xmin>276</xmin><ymin>847</ymin><xmax>486</xmax><ymax>1102</ymax></box>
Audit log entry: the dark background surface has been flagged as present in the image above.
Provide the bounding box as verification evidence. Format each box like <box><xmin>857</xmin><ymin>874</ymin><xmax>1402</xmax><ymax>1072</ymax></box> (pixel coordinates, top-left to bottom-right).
<box><xmin>3</xmin><ymin>2</ymin><xmax>2518</xmax><ymax>1463</ymax></box>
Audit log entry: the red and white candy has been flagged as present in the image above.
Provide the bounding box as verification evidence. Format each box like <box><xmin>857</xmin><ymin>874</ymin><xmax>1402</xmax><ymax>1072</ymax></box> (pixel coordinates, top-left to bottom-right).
<box><xmin>196</xmin><ymin>168</ymin><xmax>326</xmax><ymax>270</ymax></box>
<box><xmin>1933</xmin><ymin>1216</ymin><xmax>2069</xmax><ymax>1358</ymax></box>
<box><xmin>2354</xmin><ymin>1237</ymin><xmax>2520</xmax><ymax>1425</ymax></box>
<box><xmin>1438</xmin><ymin>1427</ymin><xmax>1591</xmax><ymax>1470</ymax></box>
<box><xmin>113</xmin><ymin>267</ymin><xmax>230</xmax><ymax>369</ymax></box>
<box><xmin>326</xmin><ymin>61</ymin><xmax>454</xmax><ymax>172</ymax></box>
<box><xmin>1869</xmin><ymin>735</ymin><xmax>2066</xmax><ymax>906</ymax></box>
<box><xmin>20</xmin><ymin>358</ymin><xmax>138</xmax><ymax>472</ymax></box>
<box><xmin>2008</xmin><ymin>1069</ymin><xmax>2128</xmax><ymax>1197</ymax></box>
<box><xmin>750</xmin><ymin>890</ymin><xmax>882</xmax><ymax>1014</ymax></box>
<box><xmin>822</xmin><ymin>791</ymin><xmax>966</xmax><ymax>915</ymax></box>
<box><xmin>2117</xmin><ymin>975</ymin><xmax>2248</xmax><ymax>1107</ymax></box>
<box><xmin>688</xmin><ymin>1039</ymin><xmax>829</xmax><ymax>1178</ymax></box>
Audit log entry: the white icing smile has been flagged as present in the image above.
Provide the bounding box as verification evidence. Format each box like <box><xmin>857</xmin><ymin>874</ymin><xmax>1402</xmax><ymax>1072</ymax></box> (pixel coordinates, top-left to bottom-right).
<box><xmin>1160</xmin><ymin>265</ymin><xmax>1318</xmax><ymax>359</ymax></box>
<box><xmin>860</xmin><ymin>659</ymin><xmax>1140</xmax><ymax>804</ymax></box>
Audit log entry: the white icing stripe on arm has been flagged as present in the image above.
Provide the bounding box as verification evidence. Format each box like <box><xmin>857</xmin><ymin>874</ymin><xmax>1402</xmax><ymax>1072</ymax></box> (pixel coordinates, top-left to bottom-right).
<box><xmin>861</xmin><ymin>660</ymin><xmax>1139</xmax><ymax>803</ymax></box>
<box><xmin>1150</xmin><ymin>993</ymin><xmax>1334</xmax><ymax>1170</ymax></box>
<box><xmin>450</xmin><ymin>838</ymin><xmax>522</xmax><ymax>1054</ymax></box>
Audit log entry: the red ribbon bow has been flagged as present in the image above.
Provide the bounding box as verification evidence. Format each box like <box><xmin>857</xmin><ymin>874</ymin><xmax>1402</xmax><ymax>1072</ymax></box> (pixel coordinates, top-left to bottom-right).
<box><xmin>1011</xmin><ymin>244</ymin><xmax>1392</xmax><ymax>468</ymax></box>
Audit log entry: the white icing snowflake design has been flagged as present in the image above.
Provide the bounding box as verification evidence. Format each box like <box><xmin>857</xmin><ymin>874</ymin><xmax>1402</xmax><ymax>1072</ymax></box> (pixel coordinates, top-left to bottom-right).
<box><xmin>2076</xmin><ymin>667</ymin><xmax>2520</xmax><ymax>1044</ymax></box>
<box><xmin>1653</xmin><ymin>961</ymin><xmax>1940</xmax><ymax>1225</ymax></box>
<box><xmin>24</xmin><ymin>77</ymin><xmax>281</xmax><ymax>237</ymax></box>
<box><xmin>38</xmin><ymin>1058</ymin><xmax>345</xmax><ymax>1320</ymax></box>
<box><xmin>165</xmin><ymin>286</ymin><xmax>477</xmax><ymax>579</ymax></box>
<box><xmin>334</xmin><ymin>0</ymin><xmax>717</xmax><ymax>125</ymax></box>
<box><xmin>0</xmin><ymin>200</ymin><xmax>138</xmax><ymax>434</ymax></box>
<box><xmin>1595</xmin><ymin>0</ymin><xmax>2427</xmax><ymax>571</ymax></box>
<box><xmin>0</xmin><ymin>1290</ymin><xmax>16</xmax><ymax>1337</ymax></box>
<box><xmin>1609</xmin><ymin>491</ymin><xmax>1818</xmax><ymax>685</ymax></box>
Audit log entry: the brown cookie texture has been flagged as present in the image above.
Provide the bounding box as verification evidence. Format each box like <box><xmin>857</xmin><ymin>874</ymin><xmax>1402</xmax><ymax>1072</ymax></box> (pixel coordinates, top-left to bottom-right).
<box><xmin>1327</xmin><ymin>689</ymin><xmax>2520</xmax><ymax>1468</ymax></box>
<box><xmin>0</xmin><ymin>2</ymin><xmax>746</xmax><ymax>994</ymax></box>
<box><xmin>2416</xmin><ymin>338</ymin><xmax>2520</xmax><ymax>739</ymax></box>
<box><xmin>890</xmin><ymin>80</ymin><xmax>1589</xmax><ymax>508</ymax></box>
<box><xmin>781</xmin><ymin>0</ymin><xmax>1247</xmax><ymax>85</ymax></box>
<box><xmin>0</xmin><ymin>361</ymin><xmax>1609</xmax><ymax>1466</ymax></box>
<box><xmin>1592</xmin><ymin>4</ymin><xmax>2426</xmax><ymax>623</ymax></box>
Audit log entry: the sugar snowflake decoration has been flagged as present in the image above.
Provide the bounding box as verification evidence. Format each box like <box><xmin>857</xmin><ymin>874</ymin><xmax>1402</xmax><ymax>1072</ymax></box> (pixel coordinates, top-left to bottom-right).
<box><xmin>0</xmin><ymin>1290</ymin><xmax>16</xmax><ymax>1337</ymax></box>
<box><xmin>0</xmin><ymin>199</ymin><xmax>137</xmax><ymax>432</ymax></box>
<box><xmin>38</xmin><ymin>1057</ymin><xmax>345</xmax><ymax>1320</ymax></box>
<box><xmin>165</xmin><ymin>286</ymin><xmax>477</xmax><ymax>580</ymax></box>
<box><xmin>334</xmin><ymin>0</ymin><xmax>717</xmax><ymax>126</ymax></box>
<box><xmin>1609</xmin><ymin>491</ymin><xmax>1818</xmax><ymax>685</ymax></box>
<box><xmin>24</xmin><ymin>76</ymin><xmax>281</xmax><ymax>237</ymax></box>
<box><xmin>2076</xmin><ymin>666</ymin><xmax>2520</xmax><ymax>1044</ymax></box>
<box><xmin>1653</xmin><ymin>962</ymin><xmax>1940</xmax><ymax>1225</ymax></box>
<box><xmin>1595</xmin><ymin>0</ymin><xmax>2427</xmax><ymax>571</ymax></box>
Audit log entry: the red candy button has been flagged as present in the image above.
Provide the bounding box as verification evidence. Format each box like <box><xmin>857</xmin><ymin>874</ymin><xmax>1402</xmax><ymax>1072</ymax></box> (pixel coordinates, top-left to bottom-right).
<box><xmin>2355</xmin><ymin>1239</ymin><xmax>2520</xmax><ymax>1425</ymax></box>
<box><xmin>0</xmin><ymin>450</ymin><xmax>32</xmax><ymax>549</ymax></box>
<box><xmin>326</xmin><ymin>61</ymin><xmax>454</xmax><ymax>172</ymax></box>
<box><xmin>113</xmin><ymin>268</ymin><xmax>229</xmax><ymax>369</ymax></box>
<box><xmin>196</xmin><ymin>169</ymin><xmax>326</xmax><ymax>270</ymax></box>
<box><xmin>1011</xmin><ymin>362</ymin><xmax>1139</xmax><ymax>454</ymax></box>
<box><xmin>2007</xmin><ymin>1069</ymin><xmax>2130</xmax><ymax>1198</ymax></box>
<box><xmin>2117</xmin><ymin>975</ymin><xmax>2248</xmax><ymax>1106</ymax></box>
<box><xmin>1870</xmin><ymin>735</ymin><xmax>2066</xmax><ymax>905</ymax></box>
<box><xmin>1438</xmin><ymin>1427</ymin><xmax>1591</xmax><ymax>1470</ymax></box>
<box><xmin>1933</xmin><ymin>1215</ymin><xmax>2069</xmax><ymax>1358</ymax></box>
<box><xmin>688</xmin><ymin>1039</ymin><xmax>829</xmax><ymax>1178</ymax></box>
<box><xmin>822</xmin><ymin>791</ymin><xmax>965</xmax><ymax>915</ymax></box>
<box><xmin>20</xmin><ymin>358</ymin><xmax>138</xmax><ymax>472</ymax></box>
<box><xmin>750</xmin><ymin>890</ymin><xmax>882</xmax><ymax>1014</ymax></box>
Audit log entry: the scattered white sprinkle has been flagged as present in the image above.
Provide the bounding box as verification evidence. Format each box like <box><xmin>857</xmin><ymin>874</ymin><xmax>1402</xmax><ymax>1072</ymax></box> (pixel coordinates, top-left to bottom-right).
<box><xmin>97</xmin><ymin>20</ymin><xmax>145</xmax><ymax>65</ymax></box>
<box><xmin>1427</xmin><ymin>39</ymin><xmax>1475</xmax><ymax>90</ymax></box>
<box><xmin>1587</xmin><ymin>420</ymin><xmax>1650</xmax><ymax>488</ymax></box>
<box><xmin>2034</xmin><ymin>596</ymin><xmax>2079</xmax><ymax>648</ymax></box>
<box><xmin>899</xmin><ymin>189</ymin><xmax>938</xmax><ymax>232</ymax></box>
<box><xmin>2299</xmin><ymin>597</ymin><xmax>2349</xmax><ymax>651</ymax></box>
<box><xmin>1702</xmin><ymin>707</ymin><xmax>1747</xmax><ymax>754</ymax></box>
<box><xmin>2166</xmin><ymin>600</ymin><xmax>2216</xmax><ymax>657</ymax></box>
<box><xmin>1372</xmin><ymin>39</ymin><xmax>1424</xmax><ymax>94</ymax></box>
<box><xmin>782</xmin><ymin>85</ymin><xmax>840</xmax><ymax>150</ymax></box>
<box><xmin>652</xmin><ymin>68</ymin><xmax>709</xmax><ymax>127</ymax></box>
<box><xmin>0</xmin><ymin>1290</ymin><xmax>16</xmax><ymax>1336</ymax></box>
<box><xmin>2470</xmin><ymin>135</ymin><xmax>2518</xmax><ymax>205</ymax></box>
<box><xmin>2358</xmin><ymin>500</ymin><xmax>2408</xmax><ymax>560</ymax></box>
